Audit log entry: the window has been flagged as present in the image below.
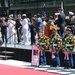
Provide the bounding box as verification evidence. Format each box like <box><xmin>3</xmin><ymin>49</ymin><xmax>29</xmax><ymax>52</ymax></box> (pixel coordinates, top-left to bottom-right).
<box><xmin>1</xmin><ymin>0</ymin><xmax>5</xmax><ymax>6</ymax></box>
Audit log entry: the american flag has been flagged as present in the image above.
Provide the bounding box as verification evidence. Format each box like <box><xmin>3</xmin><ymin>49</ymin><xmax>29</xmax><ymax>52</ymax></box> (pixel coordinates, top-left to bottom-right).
<box><xmin>42</xmin><ymin>4</ymin><xmax>46</xmax><ymax>19</ymax></box>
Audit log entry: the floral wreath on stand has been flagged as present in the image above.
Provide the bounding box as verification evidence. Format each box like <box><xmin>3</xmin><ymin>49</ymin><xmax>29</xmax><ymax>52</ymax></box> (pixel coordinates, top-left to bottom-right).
<box><xmin>62</xmin><ymin>35</ymin><xmax>75</xmax><ymax>60</ymax></box>
<box><xmin>63</xmin><ymin>35</ymin><xmax>74</xmax><ymax>52</ymax></box>
<box><xmin>50</xmin><ymin>34</ymin><xmax>62</xmax><ymax>52</ymax></box>
<box><xmin>39</xmin><ymin>35</ymin><xmax>50</xmax><ymax>51</ymax></box>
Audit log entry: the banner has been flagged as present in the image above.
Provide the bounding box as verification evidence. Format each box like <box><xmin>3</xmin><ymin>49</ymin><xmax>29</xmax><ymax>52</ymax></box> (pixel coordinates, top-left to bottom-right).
<box><xmin>31</xmin><ymin>45</ymin><xmax>41</xmax><ymax>66</ymax></box>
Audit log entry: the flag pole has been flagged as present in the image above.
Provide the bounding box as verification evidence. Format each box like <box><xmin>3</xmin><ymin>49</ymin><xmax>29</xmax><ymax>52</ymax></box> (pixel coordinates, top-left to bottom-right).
<box><xmin>42</xmin><ymin>3</ymin><xmax>46</xmax><ymax>19</ymax></box>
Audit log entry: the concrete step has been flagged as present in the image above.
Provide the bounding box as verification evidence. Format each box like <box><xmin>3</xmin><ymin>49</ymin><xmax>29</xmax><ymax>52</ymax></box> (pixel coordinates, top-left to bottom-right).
<box><xmin>0</xmin><ymin>55</ymin><xmax>13</xmax><ymax>60</ymax></box>
<box><xmin>0</xmin><ymin>47</ymin><xmax>15</xmax><ymax>52</ymax></box>
<box><xmin>0</xmin><ymin>51</ymin><xmax>14</xmax><ymax>56</ymax></box>
<box><xmin>1</xmin><ymin>51</ymin><xmax>14</xmax><ymax>54</ymax></box>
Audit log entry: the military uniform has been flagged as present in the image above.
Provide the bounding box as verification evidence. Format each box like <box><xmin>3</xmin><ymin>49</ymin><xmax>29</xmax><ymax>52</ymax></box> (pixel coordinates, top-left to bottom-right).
<box><xmin>66</xmin><ymin>11</ymin><xmax>75</xmax><ymax>35</ymax></box>
<box><xmin>7</xmin><ymin>15</ymin><xmax>16</xmax><ymax>44</ymax></box>
<box><xmin>22</xmin><ymin>14</ymin><xmax>29</xmax><ymax>45</ymax></box>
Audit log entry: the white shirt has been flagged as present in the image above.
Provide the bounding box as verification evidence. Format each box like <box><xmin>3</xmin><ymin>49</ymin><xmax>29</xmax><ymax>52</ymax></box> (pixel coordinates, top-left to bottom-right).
<box><xmin>22</xmin><ymin>18</ymin><xmax>28</xmax><ymax>29</ymax></box>
<box><xmin>7</xmin><ymin>19</ymin><xmax>16</xmax><ymax>33</ymax></box>
<box><xmin>7</xmin><ymin>20</ymin><xmax>16</xmax><ymax>28</ymax></box>
<box><xmin>42</xmin><ymin>21</ymin><xmax>47</xmax><ymax>26</ymax></box>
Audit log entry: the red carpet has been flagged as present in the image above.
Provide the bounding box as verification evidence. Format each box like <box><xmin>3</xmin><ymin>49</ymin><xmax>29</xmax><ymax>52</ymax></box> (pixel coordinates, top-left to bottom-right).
<box><xmin>0</xmin><ymin>64</ymin><xmax>61</xmax><ymax>75</ymax></box>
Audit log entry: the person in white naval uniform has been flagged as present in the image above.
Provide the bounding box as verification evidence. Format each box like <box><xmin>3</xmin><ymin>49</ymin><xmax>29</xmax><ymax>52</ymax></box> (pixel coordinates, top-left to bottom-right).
<box><xmin>7</xmin><ymin>14</ymin><xmax>16</xmax><ymax>44</ymax></box>
<box><xmin>22</xmin><ymin>14</ymin><xmax>29</xmax><ymax>45</ymax></box>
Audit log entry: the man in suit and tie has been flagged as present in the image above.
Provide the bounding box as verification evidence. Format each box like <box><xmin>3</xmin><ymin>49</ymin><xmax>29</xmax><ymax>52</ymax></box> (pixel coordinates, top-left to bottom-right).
<box><xmin>15</xmin><ymin>14</ymin><xmax>22</xmax><ymax>44</ymax></box>
<box><xmin>57</xmin><ymin>8</ymin><xmax>66</xmax><ymax>40</ymax></box>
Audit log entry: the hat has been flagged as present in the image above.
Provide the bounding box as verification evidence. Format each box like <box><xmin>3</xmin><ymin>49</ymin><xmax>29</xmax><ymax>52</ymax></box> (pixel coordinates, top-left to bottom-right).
<box><xmin>55</xmin><ymin>13</ymin><xmax>60</xmax><ymax>15</ymax></box>
<box><xmin>37</xmin><ymin>13</ymin><xmax>40</xmax><ymax>17</ymax></box>
<box><xmin>69</xmin><ymin>11</ymin><xmax>74</xmax><ymax>15</ymax></box>
<box><xmin>52</xmin><ymin>28</ymin><xmax>57</xmax><ymax>31</ymax></box>
<box><xmin>17</xmin><ymin>14</ymin><xmax>21</xmax><ymax>17</ymax></box>
<box><xmin>49</xmin><ymin>16</ymin><xmax>53</xmax><ymax>19</ymax></box>
<box><xmin>1</xmin><ymin>17</ymin><xmax>5</xmax><ymax>20</ymax></box>
<box><xmin>66</xmin><ymin>28</ymin><xmax>71</xmax><ymax>32</ymax></box>
<box><xmin>22</xmin><ymin>14</ymin><xmax>26</xmax><ymax>16</ymax></box>
<box><xmin>32</xmin><ymin>17</ymin><xmax>35</xmax><ymax>20</ymax></box>
<box><xmin>9</xmin><ymin>14</ymin><xmax>13</xmax><ymax>17</ymax></box>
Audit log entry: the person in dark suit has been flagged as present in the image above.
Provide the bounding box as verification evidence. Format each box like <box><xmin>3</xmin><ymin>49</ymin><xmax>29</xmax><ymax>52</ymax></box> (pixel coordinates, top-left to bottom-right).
<box><xmin>57</xmin><ymin>8</ymin><xmax>66</xmax><ymax>40</ymax></box>
<box><xmin>15</xmin><ymin>14</ymin><xmax>22</xmax><ymax>44</ymax></box>
<box><xmin>0</xmin><ymin>17</ymin><xmax>7</xmax><ymax>43</ymax></box>
<box><xmin>30</xmin><ymin>17</ymin><xmax>36</xmax><ymax>45</ymax></box>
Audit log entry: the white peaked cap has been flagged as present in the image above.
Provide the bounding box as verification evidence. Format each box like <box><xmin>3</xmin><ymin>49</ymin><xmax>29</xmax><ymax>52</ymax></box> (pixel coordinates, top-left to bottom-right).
<box><xmin>55</xmin><ymin>13</ymin><xmax>60</xmax><ymax>15</ymax></box>
<box><xmin>9</xmin><ymin>14</ymin><xmax>13</xmax><ymax>17</ymax></box>
<box><xmin>69</xmin><ymin>11</ymin><xmax>74</xmax><ymax>15</ymax></box>
<box><xmin>1</xmin><ymin>17</ymin><xmax>5</xmax><ymax>20</ymax></box>
<box><xmin>22</xmin><ymin>14</ymin><xmax>26</xmax><ymax>16</ymax></box>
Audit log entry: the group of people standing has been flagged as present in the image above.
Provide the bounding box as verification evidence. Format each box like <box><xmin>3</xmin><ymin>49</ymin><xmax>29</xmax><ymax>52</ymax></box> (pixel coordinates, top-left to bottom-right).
<box><xmin>0</xmin><ymin>13</ymin><xmax>44</xmax><ymax>45</ymax></box>
<box><xmin>37</xmin><ymin>27</ymin><xmax>75</xmax><ymax>69</ymax></box>
<box><xmin>0</xmin><ymin>8</ymin><xmax>75</xmax><ymax>69</ymax></box>
<box><xmin>0</xmin><ymin>14</ymin><xmax>31</xmax><ymax>45</ymax></box>
<box><xmin>0</xmin><ymin>8</ymin><xmax>75</xmax><ymax>45</ymax></box>
<box><xmin>31</xmin><ymin>8</ymin><xmax>75</xmax><ymax>69</ymax></box>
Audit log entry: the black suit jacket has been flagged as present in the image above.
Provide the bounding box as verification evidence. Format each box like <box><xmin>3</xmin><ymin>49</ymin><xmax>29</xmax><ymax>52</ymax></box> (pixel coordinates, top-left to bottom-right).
<box><xmin>0</xmin><ymin>22</ymin><xmax>7</xmax><ymax>34</ymax></box>
<box><xmin>57</xmin><ymin>12</ymin><xmax>65</xmax><ymax>31</ymax></box>
<box><xmin>15</xmin><ymin>19</ymin><xmax>22</xmax><ymax>30</ymax></box>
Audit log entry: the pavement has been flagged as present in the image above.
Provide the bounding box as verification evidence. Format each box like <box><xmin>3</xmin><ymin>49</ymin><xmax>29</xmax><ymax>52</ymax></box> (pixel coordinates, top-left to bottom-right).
<box><xmin>0</xmin><ymin>59</ymin><xmax>75</xmax><ymax>75</ymax></box>
<box><xmin>0</xmin><ymin>30</ymin><xmax>75</xmax><ymax>75</ymax></box>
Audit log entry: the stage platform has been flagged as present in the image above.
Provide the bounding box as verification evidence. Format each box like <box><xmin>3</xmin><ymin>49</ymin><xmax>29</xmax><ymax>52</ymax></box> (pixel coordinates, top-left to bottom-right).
<box><xmin>0</xmin><ymin>43</ymin><xmax>75</xmax><ymax>68</ymax></box>
<box><xmin>0</xmin><ymin>43</ymin><xmax>32</xmax><ymax>50</ymax></box>
<box><xmin>0</xmin><ymin>43</ymin><xmax>32</xmax><ymax>62</ymax></box>
<box><xmin>0</xmin><ymin>43</ymin><xmax>51</xmax><ymax>65</ymax></box>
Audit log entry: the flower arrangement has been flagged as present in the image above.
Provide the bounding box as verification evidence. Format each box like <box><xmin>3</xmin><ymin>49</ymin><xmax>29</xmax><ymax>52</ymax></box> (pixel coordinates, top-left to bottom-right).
<box><xmin>63</xmin><ymin>35</ymin><xmax>74</xmax><ymax>52</ymax></box>
<box><xmin>38</xmin><ymin>35</ymin><xmax>50</xmax><ymax>50</ymax></box>
<box><xmin>50</xmin><ymin>34</ymin><xmax>62</xmax><ymax>52</ymax></box>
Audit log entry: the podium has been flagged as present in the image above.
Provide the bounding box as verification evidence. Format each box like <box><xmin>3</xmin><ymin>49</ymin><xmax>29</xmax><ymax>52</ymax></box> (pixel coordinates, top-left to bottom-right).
<box><xmin>44</xmin><ymin>25</ymin><xmax>60</xmax><ymax>38</ymax></box>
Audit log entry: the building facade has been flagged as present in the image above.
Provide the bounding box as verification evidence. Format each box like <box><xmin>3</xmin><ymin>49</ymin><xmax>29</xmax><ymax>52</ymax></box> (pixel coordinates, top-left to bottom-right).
<box><xmin>0</xmin><ymin>0</ymin><xmax>10</xmax><ymax>17</ymax></box>
<box><xmin>0</xmin><ymin>0</ymin><xmax>75</xmax><ymax>18</ymax></box>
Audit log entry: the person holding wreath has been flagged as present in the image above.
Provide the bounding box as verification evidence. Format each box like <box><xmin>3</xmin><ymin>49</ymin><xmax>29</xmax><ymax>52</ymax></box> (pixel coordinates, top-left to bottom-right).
<box><xmin>37</xmin><ymin>30</ymin><xmax>50</xmax><ymax>65</ymax></box>
<box><xmin>63</xmin><ymin>28</ymin><xmax>74</xmax><ymax>69</ymax></box>
<box><xmin>50</xmin><ymin>28</ymin><xmax>62</xmax><ymax>67</ymax></box>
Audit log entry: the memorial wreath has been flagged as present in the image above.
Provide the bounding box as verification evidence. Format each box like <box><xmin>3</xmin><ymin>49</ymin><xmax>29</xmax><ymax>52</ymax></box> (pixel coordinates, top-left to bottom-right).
<box><xmin>50</xmin><ymin>34</ymin><xmax>62</xmax><ymax>52</ymax></box>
